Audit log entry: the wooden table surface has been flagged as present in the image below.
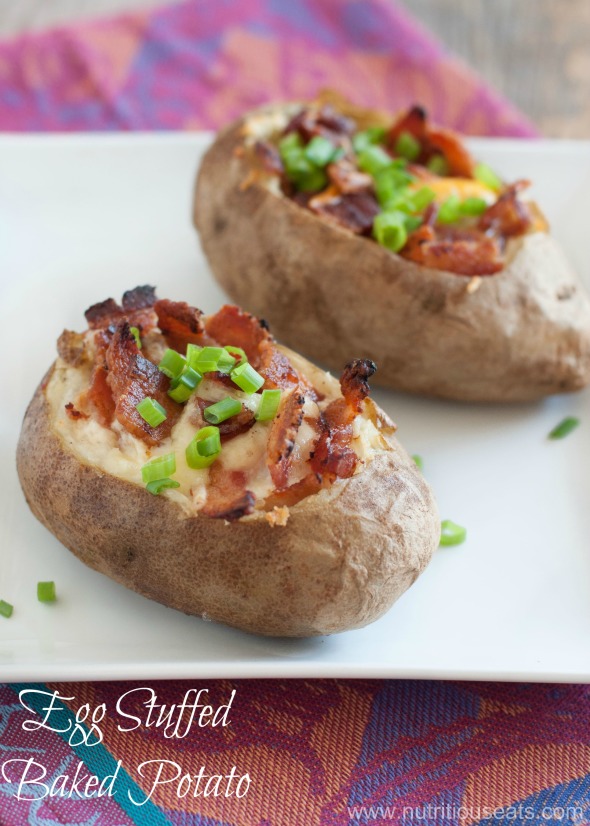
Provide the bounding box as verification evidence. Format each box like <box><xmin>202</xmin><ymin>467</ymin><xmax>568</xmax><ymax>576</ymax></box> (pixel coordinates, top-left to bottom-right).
<box><xmin>0</xmin><ymin>0</ymin><xmax>587</xmax><ymax>138</ymax></box>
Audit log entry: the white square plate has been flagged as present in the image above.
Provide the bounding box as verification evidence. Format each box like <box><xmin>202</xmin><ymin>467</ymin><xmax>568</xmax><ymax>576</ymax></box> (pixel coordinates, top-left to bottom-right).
<box><xmin>1</xmin><ymin>133</ymin><xmax>589</xmax><ymax>682</ymax></box>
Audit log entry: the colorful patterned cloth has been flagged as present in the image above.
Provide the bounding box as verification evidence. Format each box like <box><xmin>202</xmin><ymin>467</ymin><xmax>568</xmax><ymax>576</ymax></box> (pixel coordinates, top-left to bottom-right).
<box><xmin>2</xmin><ymin>681</ymin><xmax>590</xmax><ymax>824</ymax></box>
<box><xmin>0</xmin><ymin>0</ymin><xmax>537</xmax><ymax>135</ymax></box>
<box><xmin>2</xmin><ymin>1</ymin><xmax>574</xmax><ymax>824</ymax></box>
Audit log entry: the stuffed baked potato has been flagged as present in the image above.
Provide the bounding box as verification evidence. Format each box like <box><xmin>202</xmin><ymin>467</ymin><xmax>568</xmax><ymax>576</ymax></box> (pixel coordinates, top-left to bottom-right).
<box><xmin>17</xmin><ymin>287</ymin><xmax>439</xmax><ymax>637</ymax></box>
<box><xmin>194</xmin><ymin>93</ymin><xmax>590</xmax><ymax>402</ymax></box>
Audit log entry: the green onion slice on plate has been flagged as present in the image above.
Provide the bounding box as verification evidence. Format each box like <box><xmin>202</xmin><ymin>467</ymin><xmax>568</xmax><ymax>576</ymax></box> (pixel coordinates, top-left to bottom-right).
<box><xmin>548</xmin><ymin>417</ymin><xmax>580</xmax><ymax>440</ymax></box>
<box><xmin>37</xmin><ymin>581</ymin><xmax>56</xmax><ymax>603</ymax></box>
<box><xmin>440</xmin><ymin>520</ymin><xmax>467</xmax><ymax>547</ymax></box>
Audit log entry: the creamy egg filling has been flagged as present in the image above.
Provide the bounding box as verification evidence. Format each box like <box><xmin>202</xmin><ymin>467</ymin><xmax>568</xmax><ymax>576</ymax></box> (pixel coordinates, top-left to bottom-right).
<box><xmin>46</xmin><ymin>350</ymin><xmax>387</xmax><ymax>517</ymax></box>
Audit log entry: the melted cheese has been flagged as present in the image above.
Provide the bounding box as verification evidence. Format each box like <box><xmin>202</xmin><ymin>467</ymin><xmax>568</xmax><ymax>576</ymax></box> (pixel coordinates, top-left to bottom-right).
<box><xmin>411</xmin><ymin>177</ymin><xmax>497</xmax><ymax>205</ymax></box>
<box><xmin>47</xmin><ymin>356</ymin><xmax>386</xmax><ymax>517</ymax></box>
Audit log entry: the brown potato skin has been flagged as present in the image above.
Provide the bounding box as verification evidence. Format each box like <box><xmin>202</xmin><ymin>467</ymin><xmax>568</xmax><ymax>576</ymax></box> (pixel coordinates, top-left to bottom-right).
<box><xmin>16</xmin><ymin>366</ymin><xmax>440</xmax><ymax>638</ymax></box>
<box><xmin>194</xmin><ymin>107</ymin><xmax>590</xmax><ymax>402</ymax></box>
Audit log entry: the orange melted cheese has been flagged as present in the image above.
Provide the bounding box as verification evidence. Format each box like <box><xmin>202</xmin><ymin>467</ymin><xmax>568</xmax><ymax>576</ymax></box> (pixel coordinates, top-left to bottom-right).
<box><xmin>410</xmin><ymin>177</ymin><xmax>497</xmax><ymax>205</ymax></box>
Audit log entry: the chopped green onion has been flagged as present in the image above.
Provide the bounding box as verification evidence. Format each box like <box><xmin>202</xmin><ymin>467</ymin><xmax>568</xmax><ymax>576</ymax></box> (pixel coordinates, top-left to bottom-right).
<box><xmin>460</xmin><ymin>196</ymin><xmax>488</xmax><ymax>216</ymax></box>
<box><xmin>407</xmin><ymin>186</ymin><xmax>436</xmax><ymax>212</ymax></box>
<box><xmin>186</xmin><ymin>426</ymin><xmax>221</xmax><ymax>469</ymax></box>
<box><xmin>358</xmin><ymin>145</ymin><xmax>394</xmax><ymax>176</ymax></box>
<box><xmin>279</xmin><ymin>131</ymin><xmax>338</xmax><ymax>189</ymax></box>
<box><xmin>203</xmin><ymin>397</ymin><xmax>242</xmax><ymax>424</ymax></box>
<box><xmin>224</xmin><ymin>346</ymin><xmax>248</xmax><ymax>367</ymax></box>
<box><xmin>231</xmin><ymin>362</ymin><xmax>265</xmax><ymax>394</ymax></box>
<box><xmin>427</xmin><ymin>154</ymin><xmax>448</xmax><ymax>175</ymax></box>
<box><xmin>189</xmin><ymin>346</ymin><xmax>224</xmax><ymax>373</ymax></box>
<box><xmin>255</xmin><ymin>389</ymin><xmax>282</xmax><ymax>421</ymax></box>
<box><xmin>352</xmin><ymin>126</ymin><xmax>387</xmax><ymax>154</ymax></box>
<box><xmin>158</xmin><ymin>349</ymin><xmax>187</xmax><ymax>380</ymax></box>
<box><xmin>440</xmin><ymin>520</ymin><xmax>467</xmax><ymax>547</ymax></box>
<box><xmin>548</xmin><ymin>417</ymin><xmax>580</xmax><ymax>440</ymax></box>
<box><xmin>146</xmin><ymin>478</ymin><xmax>180</xmax><ymax>495</ymax></box>
<box><xmin>185</xmin><ymin>343</ymin><xmax>202</xmax><ymax>368</ymax></box>
<box><xmin>373</xmin><ymin>211</ymin><xmax>408</xmax><ymax>253</ymax></box>
<box><xmin>474</xmin><ymin>162</ymin><xmax>502</xmax><ymax>191</ymax></box>
<box><xmin>217</xmin><ymin>349</ymin><xmax>237</xmax><ymax>374</ymax></box>
<box><xmin>142</xmin><ymin>453</ymin><xmax>176</xmax><ymax>484</ymax></box>
<box><xmin>279</xmin><ymin>132</ymin><xmax>304</xmax><ymax>156</ymax></box>
<box><xmin>186</xmin><ymin>447</ymin><xmax>217</xmax><ymax>469</ymax></box>
<box><xmin>168</xmin><ymin>365</ymin><xmax>202</xmax><ymax>403</ymax></box>
<box><xmin>404</xmin><ymin>214</ymin><xmax>423</xmax><ymax>232</ymax></box>
<box><xmin>294</xmin><ymin>166</ymin><xmax>328</xmax><ymax>192</ymax></box>
<box><xmin>281</xmin><ymin>148</ymin><xmax>328</xmax><ymax>192</ymax></box>
<box><xmin>438</xmin><ymin>194</ymin><xmax>462</xmax><ymax>224</ymax></box>
<box><xmin>37</xmin><ymin>581</ymin><xmax>56</xmax><ymax>603</ymax></box>
<box><xmin>198</xmin><ymin>433</ymin><xmax>222</xmax><ymax>457</ymax></box>
<box><xmin>374</xmin><ymin>165</ymin><xmax>415</xmax><ymax>207</ymax></box>
<box><xmin>130</xmin><ymin>326</ymin><xmax>142</xmax><ymax>348</ymax></box>
<box><xmin>0</xmin><ymin>600</ymin><xmax>13</xmax><ymax>618</ymax></box>
<box><xmin>304</xmin><ymin>135</ymin><xmax>339</xmax><ymax>167</ymax></box>
<box><xmin>136</xmin><ymin>397</ymin><xmax>167</xmax><ymax>428</ymax></box>
<box><xmin>395</xmin><ymin>131</ymin><xmax>421</xmax><ymax>161</ymax></box>
<box><xmin>412</xmin><ymin>454</ymin><xmax>424</xmax><ymax>471</ymax></box>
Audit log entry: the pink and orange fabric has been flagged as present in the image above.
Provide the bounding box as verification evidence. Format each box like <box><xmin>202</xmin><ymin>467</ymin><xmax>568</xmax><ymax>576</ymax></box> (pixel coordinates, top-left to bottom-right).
<box><xmin>3</xmin><ymin>1</ymin><xmax>587</xmax><ymax>825</ymax></box>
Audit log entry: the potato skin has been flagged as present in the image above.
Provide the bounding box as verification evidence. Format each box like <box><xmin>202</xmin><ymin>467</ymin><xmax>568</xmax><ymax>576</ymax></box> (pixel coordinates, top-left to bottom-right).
<box><xmin>194</xmin><ymin>108</ymin><xmax>590</xmax><ymax>402</ymax></box>
<box><xmin>16</xmin><ymin>367</ymin><xmax>440</xmax><ymax>637</ymax></box>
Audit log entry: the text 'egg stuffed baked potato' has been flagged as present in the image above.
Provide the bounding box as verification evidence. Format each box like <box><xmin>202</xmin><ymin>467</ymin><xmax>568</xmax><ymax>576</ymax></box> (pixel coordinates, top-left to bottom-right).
<box><xmin>194</xmin><ymin>93</ymin><xmax>590</xmax><ymax>402</ymax></box>
<box><xmin>16</xmin><ymin>287</ymin><xmax>439</xmax><ymax>637</ymax></box>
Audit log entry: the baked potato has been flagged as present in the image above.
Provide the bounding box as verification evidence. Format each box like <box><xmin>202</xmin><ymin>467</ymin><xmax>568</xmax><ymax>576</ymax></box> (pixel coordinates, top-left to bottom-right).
<box><xmin>16</xmin><ymin>287</ymin><xmax>439</xmax><ymax>637</ymax></box>
<box><xmin>194</xmin><ymin>94</ymin><xmax>590</xmax><ymax>402</ymax></box>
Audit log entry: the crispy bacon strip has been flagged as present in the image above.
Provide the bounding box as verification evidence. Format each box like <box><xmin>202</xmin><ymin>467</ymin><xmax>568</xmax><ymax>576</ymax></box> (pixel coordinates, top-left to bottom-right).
<box><xmin>83</xmin><ymin>329</ymin><xmax>115</xmax><ymax>426</ymax></box>
<box><xmin>258</xmin><ymin>340</ymin><xmax>300</xmax><ymax>390</ymax></box>
<box><xmin>154</xmin><ymin>299</ymin><xmax>206</xmax><ymax>351</ymax></box>
<box><xmin>427</xmin><ymin>127</ymin><xmax>474</xmax><ymax>179</ymax></box>
<box><xmin>284</xmin><ymin>105</ymin><xmax>355</xmax><ymax>146</ymax></box>
<box><xmin>263</xmin><ymin>472</ymin><xmax>323</xmax><ymax>509</ymax></box>
<box><xmin>121</xmin><ymin>285</ymin><xmax>159</xmax><ymax>333</ymax></box>
<box><xmin>401</xmin><ymin>225</ymin><xmax>503</xmax><ymax>276</ymax></box>
<box><xmin>254</xmin><ymin>140</ymin><xmax>284</xmax><ymax>175</ymax></box>
<box><xmin>387</xmin><ymin>105</ymin><xmax>474</xmax><ymax>177</ymax></box>
<box><xmin>206</xmin><ymin>305</ymin><xmax>301</xmax><ymax>390</ymax></box>
<box><xmin>266</xmin><ymin>390</ymin><xmax>306</xmax><ymax>490</ymax></box>
<box><xmin>205</xmin><ymin>305</ymin><xmax>267</xmax><ymax>366</ymax></box>
<box><xmin>201</xmin><ymin>465</ymin><xmax>255</xmax><ymax>521</ymax></box>
<box><xmin>106</xmin><ymin>322</ymin><xmax>181</xmax><ymax>446</ymax></box>
<box><xmin>122</xmin><ymin>285</ymin><xmax>157</xmax><ymax>310</ymax></box>
<box><xmin>327</xmin><ymin>158</ymin><xmax>373</xmax><ymax>194</ymax></box>
<box><xmin>195</xmin><ymin>398</ymin><xmax>255</xmax><ymax>440</ymax></box>
<box><xmin>85</xmin><ymin>298</ymin><xmax>124</xmax><ymax>330</ymax></box>
<box><xmin>308</xmin><ymin>190</ymin><xmax>379</xmax><ymax>235</ymax></box>
<box><xmin>85</xmin><ymin>286</ymin><xmax>158</xmax><ymax>334</ymax></box>
<box><xmin>308</xmin><ymin>359</ymin><xmax>376</xmax><ymax>481</ymax></box>
<box><xmin>340</xmin><ymin>359</ymin><xmax>376</xmax><ymax>412</ymax></box>
<box><xmin>478</xmin><ymin>181</ymin><xmax>532</xmax><ymax>237</ymax></box>
<box><xmin>310</xmin><ymin>400</ymin><xmax>357</xmax><ymax>480</ymax></box>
